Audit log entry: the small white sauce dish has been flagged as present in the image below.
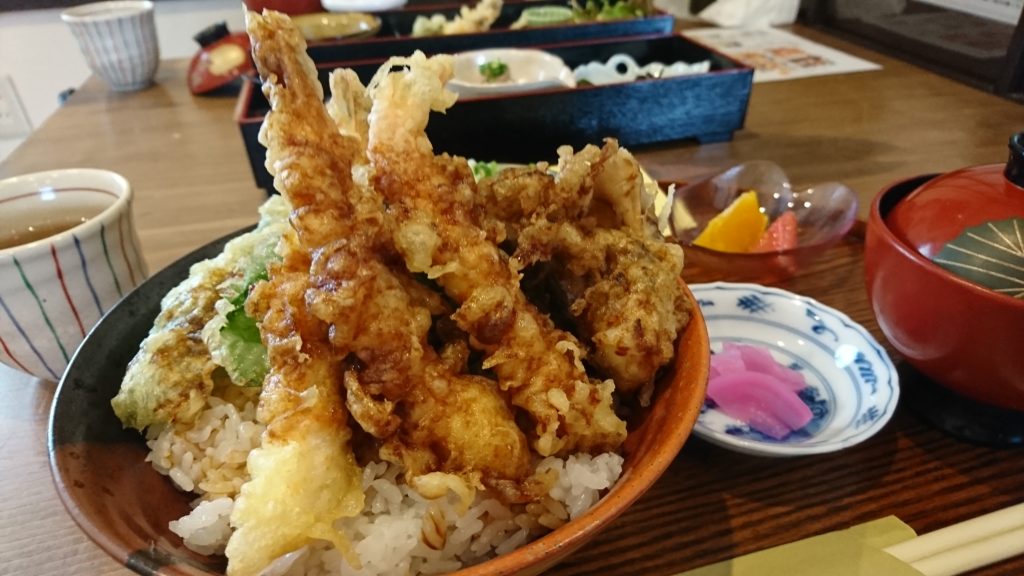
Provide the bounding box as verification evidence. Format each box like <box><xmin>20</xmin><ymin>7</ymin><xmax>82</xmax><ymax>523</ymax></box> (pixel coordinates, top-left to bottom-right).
<box><xmin>690</xmin><ymin>282</ymin><xmax>899</xmax><ymax>457</ymax></box>
<box><xmin>448</xmin><ymin>48</ymin><xmax>576</xmax><ymax>98</ymax></box>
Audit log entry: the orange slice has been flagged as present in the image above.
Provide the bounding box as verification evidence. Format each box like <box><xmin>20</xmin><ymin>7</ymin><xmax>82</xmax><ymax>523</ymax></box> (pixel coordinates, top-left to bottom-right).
<box><xmin>693</xmin><ymin>190</ymin><xmax>768</xmax><ymax>252</ymax></box>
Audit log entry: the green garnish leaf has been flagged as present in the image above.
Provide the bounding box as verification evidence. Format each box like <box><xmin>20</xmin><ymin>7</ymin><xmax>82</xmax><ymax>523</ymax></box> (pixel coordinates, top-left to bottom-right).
<box><xmin>479</xmin><ymin>60</ymin><xmax>509</xmax><ymax>82</ymax></box>
<box><xmin>230</xmin><ymin>266</ymin><xmax>268</xmax><ymax>308</ymax></box>
<box><xmin>221</xmin><ymin>305</ymin><xmax>268</xmax><ymax>387</ymax></box>
<box><xmin>570</xmin><ymin>0</ymin><xmax>650</xmax><ymax>21</ymax></box>
<box><xmin>469</xmin><ymin>159</ymin><xmax>501</xmax><ymax>181</ymax></box>
<box><xmin>220</xmin><ymin>266</ymin><xmax>270</xmax><ymax>387</ymax></box>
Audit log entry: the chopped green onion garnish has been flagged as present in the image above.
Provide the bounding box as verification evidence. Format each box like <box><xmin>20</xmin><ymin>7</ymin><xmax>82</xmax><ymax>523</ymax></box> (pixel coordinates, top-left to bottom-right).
<box><xmin>479</xmin><ymin>60</ymin><xmax>509</xmax><ymax>82</ymax></box>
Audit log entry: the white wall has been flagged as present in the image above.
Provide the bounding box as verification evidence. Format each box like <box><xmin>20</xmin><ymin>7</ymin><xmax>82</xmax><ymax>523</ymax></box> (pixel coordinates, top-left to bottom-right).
<box><xmin>0</xmin><ymin>0</ymin><xmax>246</xmax><ymax>161</ymax></box>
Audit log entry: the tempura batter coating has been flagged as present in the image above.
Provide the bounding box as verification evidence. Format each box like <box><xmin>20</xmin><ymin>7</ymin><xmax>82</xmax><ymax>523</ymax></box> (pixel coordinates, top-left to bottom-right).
<box><xmin>480</xmin><ymin>141</ymin><xmax>689</xmax><ymax>393</ymax></box>
<box><xmin>412</xmin><ymin>0</ymin><xmax>503</xmax><ymax>36</ymax></box>
<box><xmin>112</xmin><ymin>198</ymin><xmax>292</xmax><ymax>430</ymax></box>
<box><xmin>515</xmin><ymin>222</ymin><xmax>689</xmax><ymax>393</ymax></box>
<box><xmin>226</xmin><ymin>256</ymin><xmax>364</xmax><ymax>576</ymax></box>
<box><xmin>247</xmin><ymin>10</ymin><xmax>533</xmax><ymax>495</ymax></box>
<box><xmin>366</xmin><ymin>53</ymin><xmax>627</xmax><ymax>457</ymax></box>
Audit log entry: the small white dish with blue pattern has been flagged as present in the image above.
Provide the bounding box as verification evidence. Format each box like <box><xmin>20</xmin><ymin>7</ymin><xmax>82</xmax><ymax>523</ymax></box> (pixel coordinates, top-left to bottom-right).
<box><xmin>691</xmin><ymin>282</ymin><xmax>898</xmax><ymax>457</ymax></box>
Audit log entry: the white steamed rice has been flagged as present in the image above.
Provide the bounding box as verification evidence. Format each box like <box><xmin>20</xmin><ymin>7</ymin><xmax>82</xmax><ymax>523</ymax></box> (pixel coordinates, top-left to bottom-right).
<box><xmin>146</xmin><ymin>388</ymin><xmax>624</xmax><ymax>575</ymax></box>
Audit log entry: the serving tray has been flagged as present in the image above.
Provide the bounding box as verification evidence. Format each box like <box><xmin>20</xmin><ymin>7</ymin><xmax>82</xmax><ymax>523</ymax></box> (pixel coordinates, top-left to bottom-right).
<box><xmin>306</xmin><ymin>0</ymin><xmax>674</xmax><ymax>62</ymax></box>
<box><xmin>237</xmin><ymin>33</ymin><xmax>754</xmax><ymax>191</ymax></box>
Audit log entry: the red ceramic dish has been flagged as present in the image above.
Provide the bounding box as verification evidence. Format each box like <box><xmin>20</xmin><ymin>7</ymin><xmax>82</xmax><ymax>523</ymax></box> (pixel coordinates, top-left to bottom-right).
<box><xmin>865</xmin><ymin>174</ymin><xmax>1024</xmax><ymax>412</ymax></box>
<box><xmin>188</xmin><ymin>32</ymin><xmax>255</xmax><ymax>95</ymax></box>
<box><xmin>49</xmin><ymin>228</ymin><xmax>710</xmax><ymax>576</ymax></box>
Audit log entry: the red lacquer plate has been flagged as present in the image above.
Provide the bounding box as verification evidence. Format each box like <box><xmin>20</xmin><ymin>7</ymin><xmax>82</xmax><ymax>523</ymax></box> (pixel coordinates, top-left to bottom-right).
<box><xmin>188</xmin><ymin>26</ymin><xmax>256</xmax><ymax>96</ymax></box>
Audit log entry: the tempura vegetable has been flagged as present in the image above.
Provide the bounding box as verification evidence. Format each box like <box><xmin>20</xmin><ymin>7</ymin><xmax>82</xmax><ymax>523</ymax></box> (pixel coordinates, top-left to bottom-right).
<box><xmin>112</xmin><ymin>196</ymin><xmax>291</xmax><ymax>430</ymax></box>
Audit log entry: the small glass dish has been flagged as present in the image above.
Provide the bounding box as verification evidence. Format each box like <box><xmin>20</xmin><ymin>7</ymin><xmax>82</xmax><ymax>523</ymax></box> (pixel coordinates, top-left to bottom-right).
<box><xmin>668</xmin><ymin>161</ymin><xmax>858</xmax><ymax>282</ymax></box>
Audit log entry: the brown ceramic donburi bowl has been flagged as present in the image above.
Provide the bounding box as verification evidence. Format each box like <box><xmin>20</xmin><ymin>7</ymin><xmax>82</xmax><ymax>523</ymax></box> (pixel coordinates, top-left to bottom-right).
<box><xmin>49</xmin><ymin>228</ymin><xmax>710</xmax><ymax>576</ymax></box>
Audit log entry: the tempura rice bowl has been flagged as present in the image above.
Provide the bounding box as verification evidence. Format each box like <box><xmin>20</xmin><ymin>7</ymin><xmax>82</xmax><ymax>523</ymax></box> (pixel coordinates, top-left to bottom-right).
<box><xmin>49</xmin><ymin>228</ymin><xmax>708</xmax><ymax>576</ymax></box>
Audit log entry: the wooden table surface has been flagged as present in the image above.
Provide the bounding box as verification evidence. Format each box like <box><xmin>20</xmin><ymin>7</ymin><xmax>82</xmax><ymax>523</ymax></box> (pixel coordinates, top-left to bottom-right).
<box><xmin>2</xmin><ymin>26</ymin><xmax>1023</xmax><ymax>576</ymax></box>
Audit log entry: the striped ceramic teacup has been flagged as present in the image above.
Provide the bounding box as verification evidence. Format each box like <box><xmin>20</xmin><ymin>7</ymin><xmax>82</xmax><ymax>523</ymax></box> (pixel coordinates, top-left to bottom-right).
<box><xmin>62</xmin><ymin>1</ymin><xmax>159</xmax><ymax>92</ymax></box>
<box><xmin>0</xmin><ymin>169</ymin><xmax>147</xmax><ymax>381</ymax></box>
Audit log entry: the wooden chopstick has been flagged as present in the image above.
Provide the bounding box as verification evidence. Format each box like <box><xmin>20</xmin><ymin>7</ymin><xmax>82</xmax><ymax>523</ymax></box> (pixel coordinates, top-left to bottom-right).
<box><xmin>883</xmin><ymin>503</ymin><xmax>1024</xmax><ymax>576</ymax></box>
<box><xmin>909</xmin><ymin>527</ymin><xmax>1024</xmax><ymax>576</ymax></box>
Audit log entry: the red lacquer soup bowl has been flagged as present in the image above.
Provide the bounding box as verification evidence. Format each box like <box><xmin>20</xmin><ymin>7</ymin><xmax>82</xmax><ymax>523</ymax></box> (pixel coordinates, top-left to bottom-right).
<box><xmin>864</xmin><ymin>134</ymin><xmax>1024</xmax><ymax>412</ymax></box>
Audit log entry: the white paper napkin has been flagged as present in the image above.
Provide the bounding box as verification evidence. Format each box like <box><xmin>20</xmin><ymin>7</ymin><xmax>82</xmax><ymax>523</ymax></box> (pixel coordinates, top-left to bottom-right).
<box><xmin>698</xmin><ymin>0</ymin><xmax>800</xmax><ymax>27</ymax></box>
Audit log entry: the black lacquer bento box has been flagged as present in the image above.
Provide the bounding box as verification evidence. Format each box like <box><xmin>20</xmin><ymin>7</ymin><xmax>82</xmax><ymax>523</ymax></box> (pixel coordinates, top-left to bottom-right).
<box><xmin>236</xmin><ymin>32</ymin><xmax>754</xmax><ymax>191</ymax></box>
<box><xmin>306</xmin><ymin>0</ymin><xmax>674</xmax><ymax>61</ymax></box>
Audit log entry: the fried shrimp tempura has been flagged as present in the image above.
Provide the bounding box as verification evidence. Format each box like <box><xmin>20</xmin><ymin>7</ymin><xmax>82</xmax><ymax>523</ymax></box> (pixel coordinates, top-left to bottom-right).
<box><xmin>411</xmin><ymin>0</ymin><xmax>503</xmax><ymax>37</ymax></box>
<box><xmin>479</xmin><ymin>140</ymin><xmax>689</xmax><ymax>393</ymax></box>
<box><xmin>366</xmin><ymin>52</ymin><xmax>627</xmax><ymax>457</ymax></box>
<box><xmin>247</xmin><ymin>10</ymin><xmax>533</xmax><ymax>499</ymax></box>
<box><xmin>226</xmin><ymin>16</ymin><xmax>370</xmax><ymax>573</ymax></box>
<box><xmin>515</xmin><ymin>223</ymin><xmax>689</xmax><ymax>394</ymax></box>
<box><xmin>326</xmin><ymin>68</ymin><xmax>371</xmax><ymax>154</ymax></box>
<box><xmin>226</xmin><ymin>256</ymin><xmax>363</xmax><ymax>576</ymax></box>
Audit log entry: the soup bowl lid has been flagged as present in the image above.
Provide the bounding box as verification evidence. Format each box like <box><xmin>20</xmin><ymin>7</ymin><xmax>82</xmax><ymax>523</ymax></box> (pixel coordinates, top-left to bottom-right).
<box><xmin>884</xmin><ymin>132</ymin><xmax>1024</xmax><ymax>299</ymax></box>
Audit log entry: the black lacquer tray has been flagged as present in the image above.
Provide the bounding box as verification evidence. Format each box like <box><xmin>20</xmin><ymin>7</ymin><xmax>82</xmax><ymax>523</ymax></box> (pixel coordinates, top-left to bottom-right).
<box><xmin>237</xmin><ymin>33</ymin><xmax>754</xmax><ymax>191</ymax></box>
<box><xmin>307</xmin><ymin>0</ymin><xmax>675</xmax><ymax>62</ymax></box>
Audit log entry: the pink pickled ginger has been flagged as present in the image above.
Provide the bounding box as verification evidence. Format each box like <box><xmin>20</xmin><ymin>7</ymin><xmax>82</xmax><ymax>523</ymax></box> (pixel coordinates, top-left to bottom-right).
<box><xmin>722</xmin><ymin>342</ymin><xmax>806</xmax><ymax>391</ymax></box>
<box><xmin>708</xmin><ymin>343</ymin><xmax>812</xmax><ymax>439</ymax></box>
